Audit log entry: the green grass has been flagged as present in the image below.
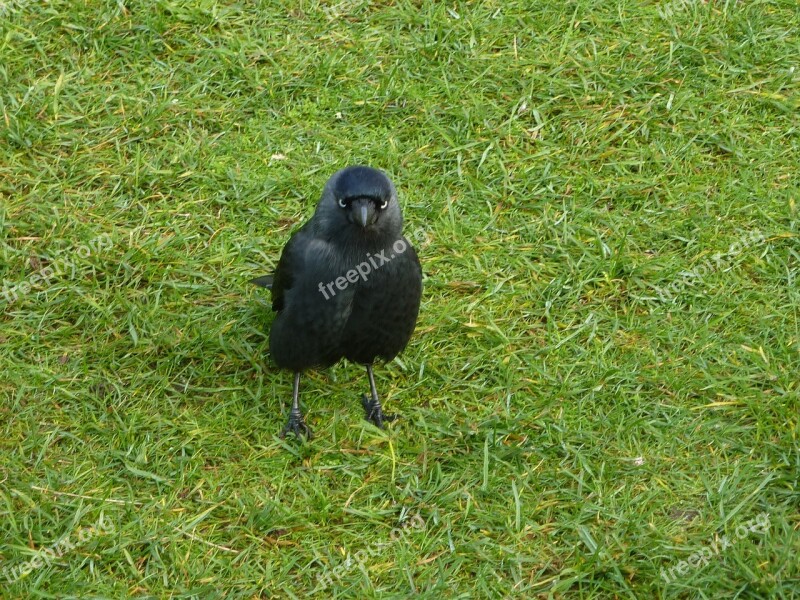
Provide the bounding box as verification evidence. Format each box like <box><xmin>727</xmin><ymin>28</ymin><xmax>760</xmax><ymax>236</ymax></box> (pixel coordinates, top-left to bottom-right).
<box><xmin>1</xmin><ymin>0</ymin><xmax>799</xmax><ymax>597</ymax></box>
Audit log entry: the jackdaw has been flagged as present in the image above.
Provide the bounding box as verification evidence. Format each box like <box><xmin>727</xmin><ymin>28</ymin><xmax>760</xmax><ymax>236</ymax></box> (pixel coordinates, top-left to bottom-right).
<box><xmin>250</xmin><ymin>166</ymin><xmax>422</xmax><ymax>439</ymax></box>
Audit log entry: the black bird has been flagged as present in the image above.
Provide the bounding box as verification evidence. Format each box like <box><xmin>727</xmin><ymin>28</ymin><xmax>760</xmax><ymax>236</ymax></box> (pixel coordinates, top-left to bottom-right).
<box><xmin>251</xmin><ymin>166</ymin><xmax>422</xmax><ymax>439</ymax></box>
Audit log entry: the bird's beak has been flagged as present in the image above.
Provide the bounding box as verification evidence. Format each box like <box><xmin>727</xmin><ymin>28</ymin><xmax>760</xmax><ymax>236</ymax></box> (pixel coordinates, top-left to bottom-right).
<box><xmin>352</xmin><ymin>199</ymin><xmax>376</xmax><ymax>228</ymax></box>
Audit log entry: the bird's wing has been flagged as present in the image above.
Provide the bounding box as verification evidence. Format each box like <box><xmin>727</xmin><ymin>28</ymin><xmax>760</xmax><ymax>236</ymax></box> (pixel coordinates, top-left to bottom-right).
<box><xmin>249</xmin><ymin>275</ymin><xmax>273</xmax><ymax>289</ymax></box>
<box><xmin>268</xmin><ymin>224</ymin><xmax>313</xmax><ymax>312</ymax></box>
<box><xmin>267</xmin><ymin>229</ymin><xmax>357</xmax><ymax>370</ymax></box>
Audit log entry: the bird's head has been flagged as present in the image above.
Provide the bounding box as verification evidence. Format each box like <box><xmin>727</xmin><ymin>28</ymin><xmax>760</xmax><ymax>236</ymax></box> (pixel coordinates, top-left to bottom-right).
<box><xmin>315</xmin><ymin>166</ymin><xmax>403</xmax><ymax>242</ymax></box>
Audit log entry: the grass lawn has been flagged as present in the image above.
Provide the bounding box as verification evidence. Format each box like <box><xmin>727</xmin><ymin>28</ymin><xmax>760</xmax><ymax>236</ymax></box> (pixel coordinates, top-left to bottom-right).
<box><xmin>1</xmin><ymin>0</ymin><xmax>799</xmax><ymax>597</ymax></box>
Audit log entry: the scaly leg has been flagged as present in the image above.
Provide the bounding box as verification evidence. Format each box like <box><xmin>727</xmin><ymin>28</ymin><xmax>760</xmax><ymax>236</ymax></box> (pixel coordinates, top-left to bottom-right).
<box><xmin>281</xmin><ymin>372</ymin><xmax>311</xmax><ymax>439</ymax></box>
<box><xmin>361</xmin><ymin>364</ymin><xmax>397</xmax><ymax>428</ymax></box>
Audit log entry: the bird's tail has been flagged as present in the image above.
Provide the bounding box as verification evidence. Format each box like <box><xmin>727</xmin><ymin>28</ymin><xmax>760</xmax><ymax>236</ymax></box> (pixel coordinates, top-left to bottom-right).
<box><xmin>249</xmin><ymin>275</ymin><xmax>274</xmax><ymax>289</ymax></box>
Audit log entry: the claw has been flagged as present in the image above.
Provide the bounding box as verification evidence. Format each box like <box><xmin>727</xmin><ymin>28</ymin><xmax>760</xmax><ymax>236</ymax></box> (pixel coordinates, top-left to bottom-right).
<box><xmin>361</xmin><ymin>394</ymin><xmax>397</xmax><ymax>429</ymax></box>
<box><xmin>280</xmin><ymin>409</ymin><xmax>312</xmax><ymax>440</ymax></box>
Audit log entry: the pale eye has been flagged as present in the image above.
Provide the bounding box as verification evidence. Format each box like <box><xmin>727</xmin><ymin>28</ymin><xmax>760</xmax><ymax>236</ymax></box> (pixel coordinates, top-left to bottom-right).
<box><xmin>379</xmin><ymin>199</ymin><xmax>388</xmax><ymax>209</ymax></box>
<box><xmin>338</xmin><ymin>198</ymin><xmax>347</xmax><ymax>209</ymax></box>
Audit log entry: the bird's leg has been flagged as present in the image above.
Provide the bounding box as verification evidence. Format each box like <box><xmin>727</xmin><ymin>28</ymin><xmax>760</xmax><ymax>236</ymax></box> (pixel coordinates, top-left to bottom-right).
<box><xmin>361</xmin><ymin>364</ymin><xmax>397</xmax><ymax>428</ymax></box>
<box><xmin>281</xmin><ymin>372</ymin><xmax>311</xmax><ymax>439</ymax></box>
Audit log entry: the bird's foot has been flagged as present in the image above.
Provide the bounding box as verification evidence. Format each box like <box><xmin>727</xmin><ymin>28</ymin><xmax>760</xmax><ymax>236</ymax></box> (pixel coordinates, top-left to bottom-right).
<box><xmin>280</xmin><ymin>409</ymin><xmax>312</xmax><ymax>440</ymax></box>
<box><xmin>361</xmin><ymin>395</ymin><xmax>397</xmax><ymax>429</ymax></box>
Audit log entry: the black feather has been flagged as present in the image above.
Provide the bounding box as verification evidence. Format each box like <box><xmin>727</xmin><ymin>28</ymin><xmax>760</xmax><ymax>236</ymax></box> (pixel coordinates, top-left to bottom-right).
<box><xmin>249</xmin><ymin>275</ymin><xmax>274</xmax><ymax>289</ymax></box>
